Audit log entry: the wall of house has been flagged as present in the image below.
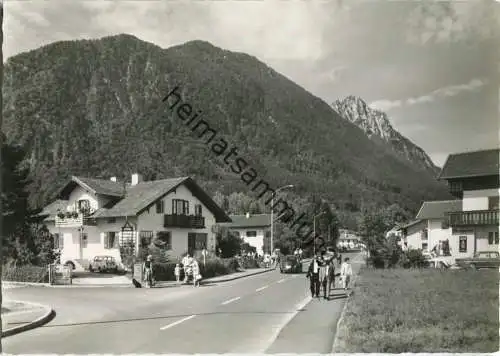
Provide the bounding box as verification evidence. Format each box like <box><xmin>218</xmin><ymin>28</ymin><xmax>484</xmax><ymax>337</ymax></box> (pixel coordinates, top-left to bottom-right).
<box><xmin>46</xmin><ymin>217</ymin><xmax>139</xmax><ymax>266</ymax></box>
<box><xmin>404</xmin><ymin>221</ymin><xmax>428</xmax><ymax>251</ymax></box>
<box><xmin>231</xmin><ymin>228</ymin><xmax>267</xmax><ymax>255</ymax></box>
<box><xmin>474</xmin><ymin>225</ymin><xmax>500</xmax><ymax>253</ymax></box>
<box><xmin>462</xmin><ymin>188</ymin><xmax>500</xmax><ymax>211</ymax></box>
<box><xmin>137</xmin><ymin>184</ymin><xmax>217</xmax><ymax>259</ymax></box>
<box><xmin>427</xmin><ymin>219</ymin><xmax>453</xmax><ymax>252</ymax></box>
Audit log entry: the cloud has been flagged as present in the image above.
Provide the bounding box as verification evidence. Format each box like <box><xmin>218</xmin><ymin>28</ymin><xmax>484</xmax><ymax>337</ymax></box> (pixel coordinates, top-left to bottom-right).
<box><xmin>369</xmin><ymin>78</ymin><xmax>488</xmax><ymax>111</ymax></box>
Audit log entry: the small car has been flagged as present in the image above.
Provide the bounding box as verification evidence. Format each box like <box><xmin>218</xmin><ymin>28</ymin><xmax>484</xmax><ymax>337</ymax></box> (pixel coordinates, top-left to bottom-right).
<box><xmin>89</xmin><ymin>255</ymin><xmax>118</xmax><ymax>273</ymax></box>
<box><xmin>280</xmin><ymin>255</ymin><xmax>302</xmax><ymax>273</ymax></box>
<box><xmin>455</xmin><ymin>251</ymin><xmax>500</xmax><ymax>270</ymax></box>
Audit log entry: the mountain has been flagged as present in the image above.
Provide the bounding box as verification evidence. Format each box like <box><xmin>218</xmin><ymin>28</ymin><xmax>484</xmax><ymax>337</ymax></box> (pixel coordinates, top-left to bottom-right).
<box><xmin>332</xmin><ymin>96</ymin><xmax>440</xmax><ymax>175</ymax></box>
<box><xmin>2</xmin><ymin>34</ymin><xmax>452</xmax><ymax>221</ymax></box>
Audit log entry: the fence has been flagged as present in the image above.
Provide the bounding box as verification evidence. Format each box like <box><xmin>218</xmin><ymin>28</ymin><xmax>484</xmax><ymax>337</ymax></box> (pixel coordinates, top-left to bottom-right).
<box><xmin>48</xmin><ymin>264</ymin><xmax>73</xmax><ymax>285</ymax></box>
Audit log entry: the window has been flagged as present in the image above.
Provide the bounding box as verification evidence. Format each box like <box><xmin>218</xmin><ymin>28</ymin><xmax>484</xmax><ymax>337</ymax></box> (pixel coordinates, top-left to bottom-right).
<box><xmin>155</xmin><ymin>231</ymin><xmax>172</xmax><ymax>250</ymax></box>
<box><xmin>104</xmin><ymin>232</ymin><xmax>117</xmax><ymax>249</ymax></box>
<box><xmin>421</xmin><ymin>229</ymin><xmax>428</xmax><ymax>240</ymax></box>
<box><xmin>78</xmin><ymin>199</ymin><xmax>91</xmax><ymax>215</ymax></box>
<box><xmin>459</xmin><ymin>236</ymin><xmax>467</xmax><ymax>252</ymax></box>
<box><xmin>488</xmin><ymin>196</ymin><xmax>499</xmax><ymax>210</ymax></box>
<box><xmin>188</xmin><ymin>233</ymin><xmax>207</xmax><ymax>250</ymax></box>
<box><xmin>421</xmin><ymin>243</ymin><xmax>428</xmax><ymax>251</ymax></box>
<box><xmin>195</xmin><ymin>204</ymin><xmax>202</xmax><ymax>216</ymax></box>
<box><xmin>172</xmin><ymin>199</ymin><xmax>189</xmax><ymax>215</ymax></box>
<box><xmin>53</xmin><ymin>233</ymin><xmax>63</xmax><ymax>249</ymax></box>
<box><xmin>265</xmin><ymin>230</ymin><xmax>271</xmax><ymax>238</ymax></box>
<box><xmin>107</xmin><ymin>217</ymin><xmax>116</xmax><ymax>223</ymax></box>
<box><xmin>139</xmin><ymin>231</ymin><xmax>154</xmax><ymax>248</ymax></box>
<box><xmin>81</xmin><ymin>233</ymin><xmax>88</xmax><ymax>248</ymax></box>
<box><xmin>156</xmin><ymin>200</ymin><xmax>164</xmax><ymax>214</ymax></box>
<box><xmin>495</xmin><ymin>231</ymin><xmax>500</xmax><ymax>245</ymax></box>
<box><xmin>449</xmin><ymin>181</ymin><xmax>462</xmax><ymax>194</ymax></box>
<box><xmin>246</xmin><ymin>231</ymin><xmax>257</xmax><ymax>237</ymax></box>
<box><xmin>488</xmin><ymin>232</ymin><xmax>495</xmax><ymax>245</ymax></box>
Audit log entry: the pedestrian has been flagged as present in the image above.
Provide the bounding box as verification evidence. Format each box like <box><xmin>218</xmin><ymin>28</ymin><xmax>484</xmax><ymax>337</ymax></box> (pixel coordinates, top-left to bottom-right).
<box><xmin>182</xmin><ymin>253</ymin><xmax>193</xmax><ymax>283</ymax></box>
<box><xmin>191</xmin><ymin>259</ymin><xmax>201</xmax><ymax>287</ymax></box>
<box><xmin>340</xmin><ymin>257</ymin><xmax>353</xmax><ymax>293</ymax></box>
<box><xmin>327</xmin><ymin>255</ymin><xmax>336</xmax><ymax>296</ymax></box>
<box><xmin>298</xmin><ymin>248</ymin><xmax>303</xmax><ymax>261</ymax></box>
<box><xmin>318</xmin><ymin>251</ymin><xmax>329</xmax><ymax>300</ymax></box>
<box><xmin>174</xmin><ymin>263</ymin><xmax>181</xmax><ymax>284</ymax></box>
<box><xmin>142</xmin><ymin>255</ymin><xmax>154</xmax><ymax>288</ymax></box>
<box><xmin>306</xmin><ymin>253</ymin><xmax>321</xmax><ymax>299</ymax></box>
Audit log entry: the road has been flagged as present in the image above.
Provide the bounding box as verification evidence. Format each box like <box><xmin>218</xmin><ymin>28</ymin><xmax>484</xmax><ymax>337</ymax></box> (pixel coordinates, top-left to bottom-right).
<box><xmin>2</xmin><ymin>252</ymin><xmax>363</xmax><ymax>354</ymax></box>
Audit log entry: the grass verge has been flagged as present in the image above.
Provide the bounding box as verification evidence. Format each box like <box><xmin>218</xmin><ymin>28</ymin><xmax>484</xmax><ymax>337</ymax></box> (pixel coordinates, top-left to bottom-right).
<box><xmin>333</xmin><ymin>267</ymin><xmax>499</xmax><ymax>353</ymax></box>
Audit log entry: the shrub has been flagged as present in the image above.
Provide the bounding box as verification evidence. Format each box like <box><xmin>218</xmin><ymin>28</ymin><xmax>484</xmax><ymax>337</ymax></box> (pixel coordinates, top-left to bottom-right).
<box><xmin>400</xmin><ymin>249</ymin><xmax>428</xmax><ymax>268</ymax></box>
<box><xmin>2</xmin><ymin>264</ymin><xmax>49</xmax><ymax>283</ymax></box>
<box><xmin>237</xmin><ymin>256</ymin><xmax>260</xmax><ymax>269</ymax></box>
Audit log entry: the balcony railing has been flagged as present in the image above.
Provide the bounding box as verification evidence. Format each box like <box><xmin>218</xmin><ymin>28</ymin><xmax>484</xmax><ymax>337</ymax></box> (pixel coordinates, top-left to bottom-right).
<box><xmin>164</xmin><ymin>214</ymin><xmax>205</xmax><ymax>229</ymax></box>
<box><xmin>55</xmin><ymin>213</ymin><xmax>97</xmax><ymax>227</ymax></box>
<box><xmin>448</xmin><ymin>210</ymin><xmax>499</xmax><ymax>227</ymax></box>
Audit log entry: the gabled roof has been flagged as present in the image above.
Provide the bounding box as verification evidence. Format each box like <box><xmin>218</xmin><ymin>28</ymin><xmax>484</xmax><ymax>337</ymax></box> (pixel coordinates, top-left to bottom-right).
<box><xmin>416</xmin><ymin>200</ymin><xmax>462</xmax><ymax>220</ymax></box>
<box><xmin>438</xmin><ymin>149</ymin><xmax>500</xmax><ymax>180</ymax></box>
<box><xmin>47</xmin><ymin>176</ymin><xmax>231</xmax><ymax>223</ymax></box>
<box><xmin>58</xmin><ymin>176</ymin><xmax>125</xmax><ymax>199</ymax></box>
<box><xmin>91</xmin><ymin>177</ymin><xmax>231</xmax><ymax>223</ymax></box>
<box><xmin>222</xmin><ymin>214</ymin><xmax>271</xmax><ymax>229</ymax></box>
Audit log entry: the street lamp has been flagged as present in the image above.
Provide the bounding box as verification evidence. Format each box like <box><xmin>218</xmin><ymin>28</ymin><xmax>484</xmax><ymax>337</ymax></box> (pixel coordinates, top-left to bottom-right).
<box><xmin>270</xmin><ymin>184</ymin><xmax>294</xmax><ymax>254</ymax></box>
<box><xmin>313</xmin><ymin>211</ymin><xmax>326</xmax><ymax>256</ymax></box>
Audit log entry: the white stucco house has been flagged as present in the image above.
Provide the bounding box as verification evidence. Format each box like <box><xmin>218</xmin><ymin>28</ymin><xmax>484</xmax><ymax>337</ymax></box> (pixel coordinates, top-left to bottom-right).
<box><xmin>223</xmin><ymin>213</ymin><xmax>271</xmax><ymax>255</ymax></box>
<box><xmin>39</xmin><ymin>173</ymin><xmax>231</xmax><ymax>269</ymax></box>
<box><xmin>400</xmin><ymin>200</ymin><xmax>463</xmax><ymax>257</ymax></box>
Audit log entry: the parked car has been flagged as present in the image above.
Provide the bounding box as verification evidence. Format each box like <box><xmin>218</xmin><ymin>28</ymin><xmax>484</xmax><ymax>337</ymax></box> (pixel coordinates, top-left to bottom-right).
<box><xmin>280</xmin><ymin>255</ymin><xmax>302</xmax><ymax>273</ymax></box>
<box><xmin>455</xmin><ymin>251</ymin><xmax>500</xmax><ymax>270</ymax></box>
<box><xmin>89</xmin><ymin>255</ymin><xmax>118</xmax><ymax>273</ymax></box>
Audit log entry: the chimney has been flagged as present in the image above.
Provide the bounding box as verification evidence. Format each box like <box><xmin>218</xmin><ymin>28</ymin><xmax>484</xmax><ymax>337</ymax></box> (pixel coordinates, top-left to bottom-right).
<box><xmin>246</xmin><ymin>212</ymin><xmax>250</xmax><ymax>219</ymax></box>
<box><xmin>131</xmin><ymin>173</ymin><xmax>143</xmax><ymax>186</ymax></box>
<box><xmin>110</xmin><ymin>176</ymin><xmax>117</xmax><ymax>182</ymax></box>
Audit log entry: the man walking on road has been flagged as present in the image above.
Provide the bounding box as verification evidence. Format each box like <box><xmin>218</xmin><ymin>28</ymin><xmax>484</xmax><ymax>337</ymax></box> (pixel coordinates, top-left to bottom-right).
<box><xmin>340</xmin><ymin>257</ymin><xmax>353</xmax><ymax>294</ymax></box>
<box><xmin>306</xmin><ymin>254</ymin><xmax>321</xmax><ymax>299</ymax></box>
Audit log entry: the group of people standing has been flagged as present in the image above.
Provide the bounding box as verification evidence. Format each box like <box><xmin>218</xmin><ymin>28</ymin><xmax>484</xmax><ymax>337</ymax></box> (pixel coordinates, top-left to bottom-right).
<box><xmin>175</xmin><ymin>253</ymin><xmax>202</xmax><ymax>287</ymax></box>
<box><xmin>306</xmin><ymin>250</ymin><xmax>352</xmax><ymax>300</ymax></box>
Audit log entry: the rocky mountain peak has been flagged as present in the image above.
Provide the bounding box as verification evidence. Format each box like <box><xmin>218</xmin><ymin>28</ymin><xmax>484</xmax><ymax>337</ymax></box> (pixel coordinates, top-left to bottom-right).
<box><xmin>332</xmin><ymin>96</ymin><xmax>440</xmax><ymax>175</ymax></box>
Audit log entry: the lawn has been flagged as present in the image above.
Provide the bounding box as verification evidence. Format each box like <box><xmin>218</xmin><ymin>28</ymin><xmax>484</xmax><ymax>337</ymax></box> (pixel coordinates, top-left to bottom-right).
<box><xmin>333</xmin><ymin>268</ymin><xmax>499</xmax><ymax>353</ymax></box>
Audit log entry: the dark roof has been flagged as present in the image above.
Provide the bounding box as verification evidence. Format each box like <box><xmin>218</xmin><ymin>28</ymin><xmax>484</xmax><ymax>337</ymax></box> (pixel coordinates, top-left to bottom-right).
<box><xmin>416</xmin><ymin>200</ymin><xmax>462</xmax><ymax>220</ymax></box>
<box><xmin>38</xmin><ymin>200</ymin><xmax>67</xmax><ymax>221</ymax></box>
<box><xmin>439</xmin><ymin>149</ymin><xmax>500</xmax><ymax>180</ymax></box>
<box><xmin>222</xmin><ymin>214</ymin><xmax>271</xmax><ymax>229</ymax></box>
<box><xmin>58</xmin><ymin>176</ymin><xmax>125</xmax><ymax>199</ymax></box>
<box><xmin>399</xmin><ymin>220</ymin><xmax>424</xmax><ymax>230</ymax></box>
<box><xmin>47</xmin><ymin>176</ymin><xmax>231</xmax><ymax>223</ymax></box>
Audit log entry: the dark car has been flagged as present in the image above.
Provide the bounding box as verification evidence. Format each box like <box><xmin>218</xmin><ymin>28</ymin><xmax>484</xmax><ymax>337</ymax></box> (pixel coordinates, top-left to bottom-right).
<box><xmin>280</xmin><ymin>255</ymin><xmax>302</xmax><ymax>273</ymax></box>
<box><xmin>455</xmin><ymin>251</ymin><xmax>500</xmax><ymax>270</ymax></box>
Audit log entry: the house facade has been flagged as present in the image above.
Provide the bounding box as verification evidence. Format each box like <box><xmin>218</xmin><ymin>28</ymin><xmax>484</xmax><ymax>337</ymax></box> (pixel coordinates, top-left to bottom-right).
<box><xmin>438</xmin><ymin>149</ymin><xmax>500</xmax><ymax>255</ymax></box>
<box><xmin>337</xmin><ymin>229</ymin><xmax>360</xmax><ymax>249</ymax></box>
<box><xmin>223</xmin><ymin>213</ymin><xmax>271</xmax><ymax>255</ymax></box>
<box><xmin>401</xmin><ymin>200</ymin><xmax>465</xmax><ymax>257</ymax></box>
<box><xmin>39</xmin><ymin>174</ymin><xmax>231</xmax><ymax>268</ymax></box>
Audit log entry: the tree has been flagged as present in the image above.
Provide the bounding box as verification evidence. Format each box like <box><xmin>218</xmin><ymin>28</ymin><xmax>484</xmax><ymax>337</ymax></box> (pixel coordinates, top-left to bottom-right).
<box><xmin>1</xmin><ymin>2</ymin><xmax>5</xmax><ymax>349</ymax></box>
<box><xmin>213</xmin><ymin>225</ymin><xmax>243</xmax><ymax>258</ymax></box>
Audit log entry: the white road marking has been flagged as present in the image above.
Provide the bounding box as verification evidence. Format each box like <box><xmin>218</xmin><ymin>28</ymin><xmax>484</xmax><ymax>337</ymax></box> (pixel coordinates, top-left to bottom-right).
<box><xmin>277</xmin><ymin>278</ymin><xmax>286</xmax><ymax>284</ymax></box>
<box><xmin>160</xmin><ymin>314</ymin><xmax>196</xmax><ymax>330</ymax></box>
<box><xmin>221</xmin><ymin>296</ymin><xmax>241</xmax><ymax>305</ymax></box>
<box><xmin>258</xmin><ymin>295</ymin><xmax>313</xmax><ymax>353</ymax></box>
<box><xmin>256</xmin><ymin>285</ymin><xmax>269</xmax><ymax>292</ymax></box>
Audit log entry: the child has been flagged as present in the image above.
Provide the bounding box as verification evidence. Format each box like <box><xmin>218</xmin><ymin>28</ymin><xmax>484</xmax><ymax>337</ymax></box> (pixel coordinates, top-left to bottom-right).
<box><xmin>174</xmin><ymin>263</ymin><xmax>181</xmax><ymax>284</ymax></box>
<box><xmin>340</xmin><ymin>257</ymin><xmax>353</xmax><ymax>293</ymax></box>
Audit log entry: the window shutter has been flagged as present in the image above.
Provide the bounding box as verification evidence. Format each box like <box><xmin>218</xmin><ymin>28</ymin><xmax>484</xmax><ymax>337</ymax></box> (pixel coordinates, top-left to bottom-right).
<box><xmin>104</xmin><ymin>233</ymin><xmax>109</xmax><ymax>249</ymax></box>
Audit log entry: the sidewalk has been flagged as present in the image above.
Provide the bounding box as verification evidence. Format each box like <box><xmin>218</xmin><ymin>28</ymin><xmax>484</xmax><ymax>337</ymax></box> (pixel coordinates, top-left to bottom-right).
<box><xmin>1</xmin><ymin>300</ymin><xmax>54</xmax><ymax>337</ymax></box>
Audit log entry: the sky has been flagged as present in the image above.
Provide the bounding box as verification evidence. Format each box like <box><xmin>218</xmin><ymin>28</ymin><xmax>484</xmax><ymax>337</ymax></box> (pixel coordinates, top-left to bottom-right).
<box><xmin>4</xmin><ymin>0</ymin><xmax>499</xmax><ymax>167</ymax></box>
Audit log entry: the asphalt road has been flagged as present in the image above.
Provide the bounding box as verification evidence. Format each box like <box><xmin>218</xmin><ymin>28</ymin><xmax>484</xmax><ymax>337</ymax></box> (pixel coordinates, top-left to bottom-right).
<box><xmin>2</xmin><ymin>252</ymin><xmax>363</xmax><ymax>354</ymax></box>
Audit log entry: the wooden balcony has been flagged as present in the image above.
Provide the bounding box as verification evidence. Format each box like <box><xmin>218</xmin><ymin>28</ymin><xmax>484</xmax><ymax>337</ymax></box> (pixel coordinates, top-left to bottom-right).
<box><xmin>164</xmin><ymin>214</ymin><xmax>205</xmax><ymax>229</ymax></box>
<box><xmin>55</xmin><ymin>213</ymin><xmax>97</xmax><ymax>228</ymax></box>
<box><xmin>448</xmin><ymin>210</ymin><xmax>499</xmax><ymax>227</ymax></box>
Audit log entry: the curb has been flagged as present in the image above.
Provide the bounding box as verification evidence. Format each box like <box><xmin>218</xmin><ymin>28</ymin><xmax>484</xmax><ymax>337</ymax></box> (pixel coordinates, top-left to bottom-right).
<box><xmin>203</xmin><ymin>267</ymin><xmax>276</xmax><ymax>284</ymax></box>
<box><xmin>2</xmin><ymin>300</ymin><xmax>55</xmax><ymax>338</ymax></box>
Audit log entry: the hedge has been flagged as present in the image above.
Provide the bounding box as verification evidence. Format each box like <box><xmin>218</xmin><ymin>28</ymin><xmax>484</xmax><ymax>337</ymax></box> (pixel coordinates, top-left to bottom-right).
<box><xmin>2</xmin><ymin>264</ymin><xmax>49</xmax><ymax>283</ymax></box>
